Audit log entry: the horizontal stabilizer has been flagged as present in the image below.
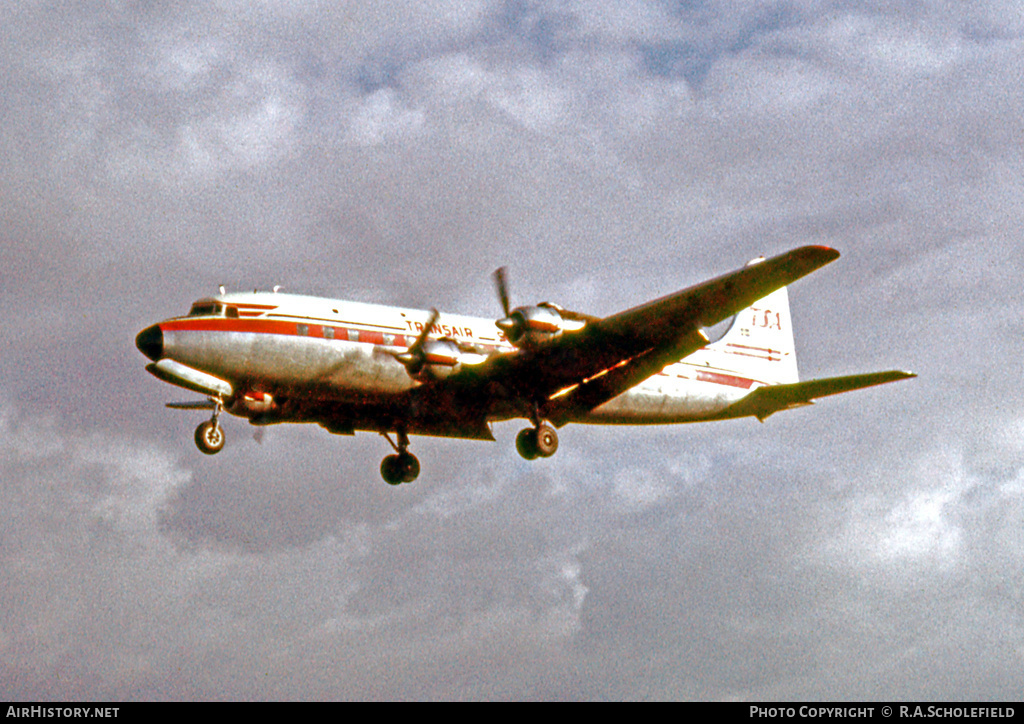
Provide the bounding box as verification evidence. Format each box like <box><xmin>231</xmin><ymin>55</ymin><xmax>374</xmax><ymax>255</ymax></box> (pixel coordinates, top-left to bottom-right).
<box><xmin>728</xmin><ymin>370</ymin><xmax>917</xmax><ymax>421</ymax></box>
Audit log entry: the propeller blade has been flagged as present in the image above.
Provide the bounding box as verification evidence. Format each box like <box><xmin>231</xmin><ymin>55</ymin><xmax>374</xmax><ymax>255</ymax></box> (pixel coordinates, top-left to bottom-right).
<box><xmin>493</xmin><ymin>267</ymin><xmax>511</xmax><ymax>318</ymax></box>
<box><xmin>394</xmin><ymin>308</ymin><xmax>440</xmax><ymax>373</ymax></box>
<box><xmin>414</xmin><ymin>308</ymin><xmax>440</xmax><ymax>351</ymax></box>
<box><xmin>493</xmin><ymin>266</ymin><xmax>524</xmax><ymax>341</ymax></box>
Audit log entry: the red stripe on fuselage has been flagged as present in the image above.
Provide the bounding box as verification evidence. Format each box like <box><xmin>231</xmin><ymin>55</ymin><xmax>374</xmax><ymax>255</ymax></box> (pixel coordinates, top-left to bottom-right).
<box><xmin>161</xmin><ymin>318</ymin><xmax>421</xmax><ymax>350</ymax></box>
<box><xmin>162</xmin><ymin>318</ymin><xmax>372</xmax><ymax>345</ymax></box>
<box><xmin>159</xmin><ymin>317</ymin><xmax>511</xmax><ymax>354</ymax></box>
<box><xmin>725</xmin><ymin>343</ymin><xmax>781</xmax><ymax>360</ymax></box>
<box><xmin>726</xmin><ymin>343</ymin><xmax>778</xmax><ymax>354</ymax></box>
<box><xmin>695</xmin><ymin>370</ymin><xmax>755</xmax><ymax>389</ymax></box>
<box><xmin>164</xmin><ymin>318</ymin><xmax>308</xmax><ymax>336</ymax></box>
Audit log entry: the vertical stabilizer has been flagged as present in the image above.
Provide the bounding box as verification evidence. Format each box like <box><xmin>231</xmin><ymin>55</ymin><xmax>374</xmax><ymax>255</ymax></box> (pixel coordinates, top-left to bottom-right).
<box><xmin>700</xmin><ymin>278</ymin><xmax>800</xmax><ymax>386</ymax></box>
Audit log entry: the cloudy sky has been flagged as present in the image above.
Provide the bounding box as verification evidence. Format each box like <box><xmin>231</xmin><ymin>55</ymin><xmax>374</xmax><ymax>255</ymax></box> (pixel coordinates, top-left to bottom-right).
<box><xmin>2</xmin><ymin>0</ymin><xmax>1022</xmax><ymax>701</ymax></box>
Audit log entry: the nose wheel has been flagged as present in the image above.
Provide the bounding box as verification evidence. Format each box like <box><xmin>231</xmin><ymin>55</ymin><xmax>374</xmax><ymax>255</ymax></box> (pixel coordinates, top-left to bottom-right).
<box><xmin>194</xmin><ymin>419</ymin><xmax>225</xmax><ymax>454</ymax></box>
<box><xmin>516</xmin><ymin>422</ymin><xmax>558</xmax><ymax>460</ymax></box>
<box><xmin>194</xmin><ymin>398</ymin><xmax>226</xmax><ymax>455</ymax></box>
<box><xmin>380</xmin><ymin>431</ymin><xmax>420</xmax><ymax>485</ymax></box>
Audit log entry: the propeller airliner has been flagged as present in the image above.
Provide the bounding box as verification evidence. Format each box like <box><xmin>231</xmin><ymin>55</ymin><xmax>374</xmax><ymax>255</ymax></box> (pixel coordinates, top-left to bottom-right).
<box><xmin>135</xmin><ymin>246</ymin><xmax>914</xmax><ymax>485</ymax></box>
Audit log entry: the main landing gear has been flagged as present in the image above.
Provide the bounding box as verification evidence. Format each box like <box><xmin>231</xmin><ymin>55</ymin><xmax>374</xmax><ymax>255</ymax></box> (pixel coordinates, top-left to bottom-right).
<box><xmin>515</xmin><ymin>422</ymin><xmax>559</xmax><ymax>460</ymax></box>
<box><xmin>194</xmin><ymin>399</ymin><xmax>226</xmax><ymax>455</ymax></box>
<box><xmin>380</xmin><ymin>431</ymin><xmax>420</xmax><ymax>485</ymax></box>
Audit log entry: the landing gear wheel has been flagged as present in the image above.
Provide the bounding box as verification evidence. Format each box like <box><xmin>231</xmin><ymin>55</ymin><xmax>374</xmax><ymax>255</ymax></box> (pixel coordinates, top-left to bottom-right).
<box><xmin>396</xmin><ymin>452</ymin><xmax>420</xmax><ymax>483</ymax></box>
<box><xmin>516</xmin><ymin>428</ymin><xmax>539</xmax><ymax>460</ymax></box>
<box><xmin>381</xmin><ymin>452</ymin><xmax>420</xmax><ymax>485</ymax></box>
<box><xmin>516</xmin><ymin>424</ymin><xmax>558</xmax><ymax>460</ymax></box>
<box><xmin>379</xmin><ymin>431</ymin><xmax>421</xmax><ymax>485</ymax></box>
<box><xmin>381</xmin><ymin>455</ymin><xmax>403</xmax><ymax>485</ymax></box>
<box><xmin>194</xmin><ymin>420</ymin><xmax>225</xmax><ymax>455</ymax></box>
<box><xmin>534</xmin><ymin>423</ymin><xmax>558</xmax><ymax>457</ymax></box>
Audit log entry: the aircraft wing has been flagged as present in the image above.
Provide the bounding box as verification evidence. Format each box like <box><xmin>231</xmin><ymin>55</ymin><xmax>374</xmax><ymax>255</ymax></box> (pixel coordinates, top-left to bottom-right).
<box><xmin>595</xmin><ymin>245</ymin><xmax>839</xmax><ymax>342</ymax></box>
<box><xmin>407</xmin><ymin>246</ymin><xmax>841</xmax><ymax>428</ymax></box>
<box><xmin>719</xmin><ymin>370</ymin><xmax>918</xmax><ymax>421</ymax></box>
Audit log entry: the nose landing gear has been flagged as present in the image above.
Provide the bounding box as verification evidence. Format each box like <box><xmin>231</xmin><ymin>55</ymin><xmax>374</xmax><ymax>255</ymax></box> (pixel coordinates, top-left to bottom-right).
<box><xmin>194</xmin><ymin>399</ymin><xmax>226</xmax><ymax>455</ymax></box>
<box><xmin>380</xmin><ymin>431</ymin><xmax>420</xmax><ymax>485</ymax></box>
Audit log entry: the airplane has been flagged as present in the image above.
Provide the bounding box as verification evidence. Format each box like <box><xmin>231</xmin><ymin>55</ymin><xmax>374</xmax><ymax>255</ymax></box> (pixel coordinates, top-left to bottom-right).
<box><xmin>135</xmin><ymin>246</ymin><xmax>915</xmax><ymax>485</ymax></box>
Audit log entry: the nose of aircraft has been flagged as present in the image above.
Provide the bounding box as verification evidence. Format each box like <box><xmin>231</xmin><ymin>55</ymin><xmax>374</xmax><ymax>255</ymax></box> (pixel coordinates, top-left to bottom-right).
<box><xmin>135</xmin><ymin>324</ymin><xmax>163</xmax><ymax>361</ymax></box>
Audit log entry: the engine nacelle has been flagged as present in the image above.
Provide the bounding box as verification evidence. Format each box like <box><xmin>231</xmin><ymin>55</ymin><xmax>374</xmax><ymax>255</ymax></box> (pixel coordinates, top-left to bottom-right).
<box><xmin>396</xmin><ymin>338</ymin><xmax>464</xmax><ymax>381</ymax></box>
<box><xmin>419</xmin><ymin>338</ymin><xmax>463</xmax><ymax>380</ymax></box>
<box><xmin>229</xmin><ymin>391</ymin><xmax>275</xmax><ymax>416</ymax></box>
<box><xmin>497</xmin><ymin>302</ymin><xmax>584</xmax><ymax>346</ymax></box>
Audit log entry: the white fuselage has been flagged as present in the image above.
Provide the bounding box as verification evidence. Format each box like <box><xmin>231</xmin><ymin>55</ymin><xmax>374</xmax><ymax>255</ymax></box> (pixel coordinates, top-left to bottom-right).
<box><xmin>141</xmin><ymin>290</ymin><xmax>768</xmax><ymax>432</ymax></box>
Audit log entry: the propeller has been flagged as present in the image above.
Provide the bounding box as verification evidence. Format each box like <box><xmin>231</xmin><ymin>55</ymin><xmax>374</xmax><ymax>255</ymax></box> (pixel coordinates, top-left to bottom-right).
<box><xmin>494</xmin><ymin>267</ymin><xmax>512</xmax><ymax>318</ymax></box>
<box><xmin>493</xmin><ymin>267</ymin><xmax>526</xmax><ymax>342</ymax></box>
<box><xmin>394</xmin><ymin>308</ymin><xmax>440</xmax><ymax>376</ymax></box>
<box><xmin>492</xmin><ymin>267</ymin><xmax>581</xmax><ymax>345</ymax></box>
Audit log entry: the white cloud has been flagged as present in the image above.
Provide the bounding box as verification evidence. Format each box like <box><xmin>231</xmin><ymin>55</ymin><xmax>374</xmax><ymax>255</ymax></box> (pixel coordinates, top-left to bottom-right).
<box><xmin>344</xmin><ymin>88</ymin><xmax>426</xmax><ymax>146</ymax></box>
<box><xmin>878</xmin><ymin>485</ymin><xmax>963</xmax><ymax>564</ymax></box>
<box><xmin>815</xmin><ymin>12</ymin><xmax>965</xmax><ymax>74</ymax></box>
<box><xmin>611</xmin><ymin>465</ymin><xmax>671</xmax><ymax>511</ymax></box>
<box><xmin>817</xmin><ymin>443</ymin><xmax>1024</xmax><ymax>582</ymax></box>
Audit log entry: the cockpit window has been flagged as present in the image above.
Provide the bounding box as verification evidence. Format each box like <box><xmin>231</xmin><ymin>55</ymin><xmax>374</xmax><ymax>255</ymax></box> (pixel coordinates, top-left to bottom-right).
<box><xmin>186</xmin><ymin>301</ymin><xmax>240</xmax><ymax>318</ymax></box>
<box><xmin>189</xmin><ymin>302</ymin><xmax>221</xmax><ymax>317</ymax></box>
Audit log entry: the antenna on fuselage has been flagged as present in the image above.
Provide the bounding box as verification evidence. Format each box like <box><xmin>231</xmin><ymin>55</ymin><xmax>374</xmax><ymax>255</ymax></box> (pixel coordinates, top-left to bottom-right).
<box><xmin>218</xmin><ymin>284</ymin><xmax>226</xmax><ymax>295</ymax></box>
<box><xmin>273</xmin><ymin>285</ymin><xmax>282</xmax><ymax>293</ymax></box>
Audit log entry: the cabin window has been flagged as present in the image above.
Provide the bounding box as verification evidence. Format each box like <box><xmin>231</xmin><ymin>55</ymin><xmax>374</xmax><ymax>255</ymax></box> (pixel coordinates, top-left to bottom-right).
<box><xmin>225</xmin><ymin>306</ymin><xmax>239</xmax><ymax>318</ymax></box>
<box><xmin>323</xmin><ymin>327</ymin><xmax>335</xmax><ymax>340</ymax></box>
<box><xmin>348</xmin><ymin>329</ymin><xmax>359</xmax><ymax>342</ymax></box>
<box><xmin>297</xmin><ymin>324</ymin><xmax>309</xmax><ymax>336</ymax></box>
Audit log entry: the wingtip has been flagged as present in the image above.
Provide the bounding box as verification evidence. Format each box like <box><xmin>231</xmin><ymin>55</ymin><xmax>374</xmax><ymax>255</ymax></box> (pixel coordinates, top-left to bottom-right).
<box><xmin>808</xmin><ymin>244</ymin><xmax>841</xmax><ymax>262</ymax></box>
<box><xmin>765</xmin><ymin>245</ymin><xmax>841</xmax><ymax>281</ymax></box>
<box><xmin>881</xmin><ymin>369</ymin><xmax>918</xmax><ymax>383</ymax></box>
<box><xmin>772</xmin><ymin>245</ymin><xmax>840</xmax><ymax>269</ymax></box>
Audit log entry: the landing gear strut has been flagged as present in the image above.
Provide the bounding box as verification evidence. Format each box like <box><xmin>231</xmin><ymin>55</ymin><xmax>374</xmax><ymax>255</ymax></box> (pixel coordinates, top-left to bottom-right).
<box><xmin>515</xmin><ymin>422</ymin><xmax>558</xmax><ymax>460</ymax></box>
<box><xmin>194</xmin><ymin>399</ymin><xmax>226</xmax><ymax>455</ymax></box>
<box><xmin>380</xmin><ymin>431</ymin><xmax>420</xmax><ymax>485</ymax></box>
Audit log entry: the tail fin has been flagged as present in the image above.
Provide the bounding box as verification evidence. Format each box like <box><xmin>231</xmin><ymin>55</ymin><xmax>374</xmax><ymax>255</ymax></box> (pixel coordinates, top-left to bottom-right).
<box><xmin>686</xmin><ymin>258</ymin><xmax>918</xmax><ymax>421</ymax></box>
<box><xmin>700</xmin><ymin>281</ymin><xmax>799</xmax><ymax>386</ymax></box>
